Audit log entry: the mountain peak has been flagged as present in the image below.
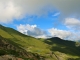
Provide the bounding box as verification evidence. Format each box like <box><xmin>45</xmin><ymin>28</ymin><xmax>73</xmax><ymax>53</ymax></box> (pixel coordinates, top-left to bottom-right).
<box><xmin>48</xmin><ymin>37</ymin><xmax>62</xmax><ymax>40</ymax></box>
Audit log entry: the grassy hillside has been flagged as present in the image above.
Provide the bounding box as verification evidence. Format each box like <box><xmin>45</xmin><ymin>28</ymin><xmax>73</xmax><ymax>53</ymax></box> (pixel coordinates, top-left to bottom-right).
<box><xmin>44</xmin><ymin>37</ymin><xmax>80</xmax><ymax>60</ymax></box>
<box><xmin>0</xmin><ymin>25</ymin><xmax>50</xmax><ymax>59</ymax></box>
<box><xmin>0</xmin><ymin>24</ymin><xmax>80</xmax><ymax>60</ymax></box>
<box><xmin>0</xmin><ymin>25</ymin><xmax>49</xmax><ymax>52</ymax></box>
<box><xmin>0</xmin><ymin>32</ymin><xmax>45</xmax><ymax>60</ymax></box>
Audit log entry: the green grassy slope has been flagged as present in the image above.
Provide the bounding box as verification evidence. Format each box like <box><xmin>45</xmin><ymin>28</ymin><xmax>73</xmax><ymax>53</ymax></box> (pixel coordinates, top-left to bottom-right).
<box><xmin>0</xmin><ymin>35</ymin><xmax>45</xmax><ymax>60</ymax></box>
<box><xmin>0</xmin><ymin>24</ymin><xmax>80</xmax><ymax>60</ymax></box>
<box><xmin>0</xmin><ymin>25</ymin><xmax>50</xmax><ymax>56</ymax></box>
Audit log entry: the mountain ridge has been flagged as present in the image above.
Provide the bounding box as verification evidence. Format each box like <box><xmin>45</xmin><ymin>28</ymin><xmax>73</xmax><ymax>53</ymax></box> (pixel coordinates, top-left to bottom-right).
<box><xmin>0</xmin><ymin>24</ymin><xmax>80</xmax><ymax>60</ymax></box>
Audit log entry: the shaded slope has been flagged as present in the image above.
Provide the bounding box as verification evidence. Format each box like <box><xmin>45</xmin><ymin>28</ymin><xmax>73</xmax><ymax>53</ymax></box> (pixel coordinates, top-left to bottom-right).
<box><xmin>44</xmin><ymin>37</ymin><xmax>80</xmax><ymax>60</ymax></box>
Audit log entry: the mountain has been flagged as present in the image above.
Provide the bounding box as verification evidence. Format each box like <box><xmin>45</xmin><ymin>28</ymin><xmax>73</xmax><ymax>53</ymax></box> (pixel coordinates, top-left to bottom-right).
<box><xmin>44</xmin><ymin>37</ymin><xmax>80</xmax><ymax>60</ymax></box>
<box><xmin>0</xmin><ymin>35</ymin><xmax>45</xmax><ymax>60</ymax></box>
<box><xmin>0</xmin><ymin>25</ymin><xmax>46</xmax><ymax>60</ymax></box>
<box><xmin>0</xmin><ymin>24</ymin><xmax>80</xmax><ymax>60</ymax></box>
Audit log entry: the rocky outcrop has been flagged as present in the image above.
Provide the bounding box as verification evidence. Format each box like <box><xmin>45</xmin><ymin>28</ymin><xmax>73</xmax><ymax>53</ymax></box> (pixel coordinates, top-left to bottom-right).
<box><xmin>0</xmin><ymin>35</ymin><xmax>45</xmax><ymax>60</ymax></box>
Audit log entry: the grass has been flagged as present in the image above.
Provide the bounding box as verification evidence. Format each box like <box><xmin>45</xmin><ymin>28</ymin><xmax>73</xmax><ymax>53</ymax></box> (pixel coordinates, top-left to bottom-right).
<box><xmin>0</xmin><ymin>25</ymin><xmax>80</xmax><ymax>60</ymax></box>
<box><xmin>0</xmin><ymin>25</ymin><xmax>50</xmax><ymax>55</ymax></box>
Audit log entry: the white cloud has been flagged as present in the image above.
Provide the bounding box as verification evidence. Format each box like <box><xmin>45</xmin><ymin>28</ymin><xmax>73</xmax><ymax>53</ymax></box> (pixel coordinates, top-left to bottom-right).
<box><xmin>52</xmin><ymin>12</ymin><xmax>60</xmax><ymax>17</ymax></box>
<box><xmin>48</xmin><ymin>28</ymin><xmax>72</xmax><ymax>39</ymax></box>
<box><xmin>0</xmin><ymin>0</ymin><xmax>80</xmax><ymax>23</ymax></box>
<box><xmin>0</xmin><ymin>0</ymin><xmax>22</xmax><ymax>23</ymax></box>
<box><xmin>17</xmin><ymin>24</ymin><xmax>47</xmax><ymax>38</ymax></box>
<box><xmin>64</xmin><ymin>18</ymin><xmax>80</xmax><ymax>31</ymax></box>
<box><xmin>17</xmin><ymin>24</ymin><xmax>80</xmax><ymax>40</ymax></box>
<box><xmin>48</xmin><ymin>28</ymin><xmax>80</xmax><ymax>41</ymax></box>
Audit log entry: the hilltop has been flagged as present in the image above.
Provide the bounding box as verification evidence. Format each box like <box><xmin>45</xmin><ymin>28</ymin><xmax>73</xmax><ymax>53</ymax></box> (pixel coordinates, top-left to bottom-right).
<box><xmin>0</xmin><ymin>24</ymin><xmax>80</xmax><ymax>60</ymax></box>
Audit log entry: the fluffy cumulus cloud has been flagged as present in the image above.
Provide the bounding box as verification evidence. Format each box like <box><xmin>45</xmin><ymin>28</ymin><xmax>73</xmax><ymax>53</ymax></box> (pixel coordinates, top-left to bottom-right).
<box><xmin>48</xmin><ymin>28</ymin><xmax>80</xmax><ymax>41</ymax></box>
<box><xmin>17</xmin><ymin>24</ymin><xmax>47</xmax><ymax>38</ymax></box>
<box><xmin>17</xmin><ymin>24</ymin><xmax>80</xmax><ymax>40</ymax></box>
<box><xmin>64</xmin><ymin>18</ymin><xmax>80</xmax><ymax>31</ymax></box>
<box><xmin>48</xmin><ymin>28</ymin><xmax>72</xmax><ymax>39</ymax></box>
<box><xmin>0</xmin><ymin>0</ymin><xmax>80</xmax><ymax>23</ymax></box>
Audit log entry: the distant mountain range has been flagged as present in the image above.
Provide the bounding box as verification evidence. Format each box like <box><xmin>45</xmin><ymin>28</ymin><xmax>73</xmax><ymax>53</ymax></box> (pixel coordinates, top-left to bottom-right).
<box><xmin>0</xmin><ymin>24</ymin><xmax>80</xmax><ymax>60</ymax></box>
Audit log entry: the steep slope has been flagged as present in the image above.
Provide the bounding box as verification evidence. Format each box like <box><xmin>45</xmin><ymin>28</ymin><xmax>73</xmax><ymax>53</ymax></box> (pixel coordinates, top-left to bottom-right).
<box><xmin>0</xmin><ymin>24</ymin><xmax>80</xmax><ymax>60</ymax></box>
<box><xmin>0</xmin><ymin>25</ymin><xmax>49</xmax><ymax>53</ymax></box>
<box><xmin>0</xmin><ymin>25</ymin><xmax>47</xmax><ymax>60</ymax></box>
<box><xmin>0</xmin><ymin>35</ymin><xmax>45</xmax><ymax>60</ymax></box>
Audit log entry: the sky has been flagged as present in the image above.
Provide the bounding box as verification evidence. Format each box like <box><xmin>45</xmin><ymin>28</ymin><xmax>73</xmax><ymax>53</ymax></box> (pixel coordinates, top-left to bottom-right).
<box><xmin>0</xmin><ymin>0</ymin><xmax>80</xmax><ymax>41</ymax></box>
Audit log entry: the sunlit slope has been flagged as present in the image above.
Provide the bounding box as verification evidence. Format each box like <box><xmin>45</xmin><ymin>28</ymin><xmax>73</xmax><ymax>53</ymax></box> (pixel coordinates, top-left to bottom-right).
<box><xmin>0</xmin><ymin>25</ymin><xmax>50</xmax><ymax>55</ymax></box>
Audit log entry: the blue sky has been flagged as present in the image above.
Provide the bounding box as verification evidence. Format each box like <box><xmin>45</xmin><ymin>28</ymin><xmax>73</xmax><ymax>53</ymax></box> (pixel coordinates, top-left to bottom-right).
<box><xmin>0</xmin><ymin>0</ymin><xmax>80</xmax><ymax>41</ymax></box>
<box><xmin>2</xmin><ymin>10</ymin><xmax>61</xmax><ymax>30</ymax></box>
